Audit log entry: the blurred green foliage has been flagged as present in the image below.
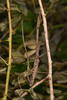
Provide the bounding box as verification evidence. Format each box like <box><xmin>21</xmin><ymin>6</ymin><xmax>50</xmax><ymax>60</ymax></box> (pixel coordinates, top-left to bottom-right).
<box><xmin>0</xmin><ymin>0</ymin><xmax>67</xmax><ymax>100</ymax></box>
<box><xmin>11</xmin><ymin>64</ymin><xmax>27</xmax><ymax>72</ymax></box>
<box><xmin>62</xmin><ymin>0</ymin><xmax>67</xmax><ymax>4</ymax></box>
<box><xmin>23</xmin><ymin>10</ymin><xmax>36</xmax><ymax>33</ymax></box>
<box><xmin>56</xmin><ymin>40</ymin><xmax>67</xmax><ymax>61</ymax></box>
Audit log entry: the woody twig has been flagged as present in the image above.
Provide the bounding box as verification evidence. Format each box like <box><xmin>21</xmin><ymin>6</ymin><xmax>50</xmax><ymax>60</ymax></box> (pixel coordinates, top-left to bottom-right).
<box><xmin>21</xmin><ymin>75</ymin><xmax>48</xmax><ymax>98</ymax></box>
<box><xmin>38</xmin><ymin>0</ymin><xmax>54</xmax><ymax>100</ymax></box>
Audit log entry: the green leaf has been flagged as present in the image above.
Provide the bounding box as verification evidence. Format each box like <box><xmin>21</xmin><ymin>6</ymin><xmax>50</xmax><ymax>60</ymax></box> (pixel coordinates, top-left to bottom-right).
<box><xmin>11</xmin><ymin>64</ymin><xmax>27</xmax><ymax>72</ymax></box>
<box><xmin>56</xmin><ymin>40</ymin><xmax>67</xmax><ymax>61</ymax></box>
<box><xmin>23</xmin><ymin>20</ymin><xmax>33</xmax><ymax>33</ymax></box>
<box><xmin>62</xmin><ymin>0</ymin><xmax>67</xmax><ymax>4</ymax></box>
<box><xmin>26</xmin><ymin>10</ymin><xmax>36</xmax><ymax>20</ymax></box>
<box><xmin>23</xmin><ymin>10</ymin><xmax>36</xmax><ymax>33</ymax></box>
<box><xmin>12</xmin><ymin>31</ymin><xmax>22</xmax><ymax>44</ymax></box>
<box><xmin>17</xmin><ymin>26</ymin><xmax>22</xmax><ymax>33</ymax></box>
<box><xmin>43</xmin><ymin>0</ymin><xmax>50</xmax><ymax>3</ymax></box>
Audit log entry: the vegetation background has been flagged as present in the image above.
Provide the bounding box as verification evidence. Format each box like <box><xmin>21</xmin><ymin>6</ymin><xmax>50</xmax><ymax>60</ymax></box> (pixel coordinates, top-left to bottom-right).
<box><xmin>0</xmin><ymin>0</ymin><xmax>67</xmax><ymax>100</ymax></box>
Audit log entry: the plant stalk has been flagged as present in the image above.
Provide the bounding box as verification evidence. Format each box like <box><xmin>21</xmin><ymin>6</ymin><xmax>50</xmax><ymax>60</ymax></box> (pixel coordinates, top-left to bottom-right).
<box><xmin>3</xmin><ymin>0</ymin><xmax>12</xmax><ymax>100</ymax></box>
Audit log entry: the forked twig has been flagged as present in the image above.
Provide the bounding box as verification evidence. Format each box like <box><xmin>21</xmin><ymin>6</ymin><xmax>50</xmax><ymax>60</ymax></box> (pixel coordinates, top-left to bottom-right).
<box><xmin>29</xmin><ymin>12</ymin><xmax>41</xmax><ymax>86</ymax></box>
<box><xmin>38</xmin><ymin>0</ymin><xmax>54</xmax><ymax>100</ymax></box>
<box><xmin>21</xmin><ymin>75</ymin><xmax>48</xmax><ymax>98</ymax></box>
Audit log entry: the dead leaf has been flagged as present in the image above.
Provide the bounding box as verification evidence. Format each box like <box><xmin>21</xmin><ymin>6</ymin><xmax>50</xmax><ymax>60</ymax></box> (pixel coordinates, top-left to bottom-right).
<box><xmin>24</xmin><ymin>50</ymin><xmax>36</xmax><ymax>58</ymax></box>
<box><xmin>12</xmin><ymin>50</ymin><xmax>25</xmax><ymax>64</ymax></box>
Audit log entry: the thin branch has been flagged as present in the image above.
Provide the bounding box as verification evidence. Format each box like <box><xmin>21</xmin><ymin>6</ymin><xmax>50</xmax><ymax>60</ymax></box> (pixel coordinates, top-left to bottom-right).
<box><xmin>0</xmin><ymin>3</ymin><xmax>8</xmax><ymax>11</ymax></box>
<box><xmin>12</xmin><ymin>19</ymin><xmax>23</xmax><ymax>33</ymax></box>
<box><xmin>0</xmin><ymin>56</ymin><xmax>8</xmax><ymax>66</ymax></box>
<box><xmin>21</xmin><ymin>21</ymin><xmax>30</xmax><ymax>82</ymax></box>
<box><xmin>0</xmin><ymin>21</ymin><xmax>22</xmax><ymax>42</ymax></box>
<box><xmin>21</xmin><ymin>75</ymin><xmax>48</xmax><ymax>98</ymax></box>
<box><xmin>0</xmin><ymin>30</ymin><xmax>9</xmax><ymax>41</ymax></box>
<box><xmin>39</xmin><ymin>26</ymin><xmax>67</xmax><ymax>48</ymax></box>
<box><xmin>38</xmin><ymin>0</ymin><xmax>54</xmax><ymax>100</ymax></box>
<box><xmin>46</xmin><ymin>0</ymin><xmax>56</xmax><ymax>15</ymax></box>
<box><xmin>3</xmin><ymin>0</ymin><xmax>12</xmax><ymax>100</ymax></box>
<box><xmin>28</xmin><ymin>0</ymin><xmax>55</xmax><ymax>39</ymax></box>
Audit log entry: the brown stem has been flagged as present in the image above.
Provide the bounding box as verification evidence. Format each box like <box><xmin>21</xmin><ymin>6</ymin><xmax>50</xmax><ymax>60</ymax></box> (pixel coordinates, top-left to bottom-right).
<box><xmin>38</xmin><ymin>0</ymin><xmax>54</xmax><ymax>100</ymax></box>
<box><xmin>21</xmin><ymin>75</ymin><xmax>48</xmax><ymax>98</ymax></box>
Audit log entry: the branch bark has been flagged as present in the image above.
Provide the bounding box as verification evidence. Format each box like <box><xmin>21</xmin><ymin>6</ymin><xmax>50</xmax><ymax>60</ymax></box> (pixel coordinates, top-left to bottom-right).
<box><xmin>21</xmin><ymin>75</ymin><xmax>48</xmax><ymax>98</ymax></box>
<box><xmin>38</xmin><ymin>0</ymin><xmax>54</xmax><ymax>100</ymax></box>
